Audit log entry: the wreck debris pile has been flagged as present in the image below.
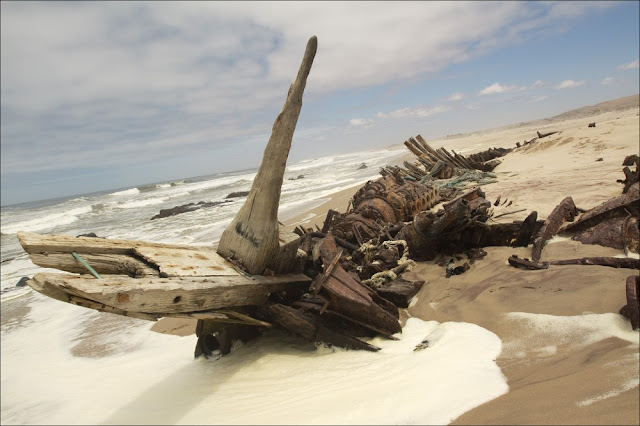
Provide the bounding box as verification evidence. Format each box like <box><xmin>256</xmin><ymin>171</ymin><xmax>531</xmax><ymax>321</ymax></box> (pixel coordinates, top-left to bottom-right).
<box><xmin>617</xmin><ymin>154</ymin><xmax>639</xmax><ymax>194</ymax></box>
<box><xmin>14</xmin><ymin>34</ymin><xmax>640</xmax><ymax>359</ymax></box>
<box><xmin>390</xmin><ymin>134</ymin><xmax>511</xmax><ymax>181</ymax></box>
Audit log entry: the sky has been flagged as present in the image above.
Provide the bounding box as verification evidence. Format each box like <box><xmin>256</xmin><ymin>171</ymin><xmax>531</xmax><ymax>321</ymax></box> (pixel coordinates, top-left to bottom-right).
<box><xmin>1</xmin><ymin>1</ymin><xmax>638</xmax><ymax>206</ymax></box>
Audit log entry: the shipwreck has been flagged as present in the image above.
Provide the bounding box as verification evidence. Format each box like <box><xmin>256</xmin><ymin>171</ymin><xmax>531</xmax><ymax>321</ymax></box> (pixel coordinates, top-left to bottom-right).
<box><xmin>17</xmin><ymin>36</ymin><xmax>640</xmax><ymax>359</ymax></box>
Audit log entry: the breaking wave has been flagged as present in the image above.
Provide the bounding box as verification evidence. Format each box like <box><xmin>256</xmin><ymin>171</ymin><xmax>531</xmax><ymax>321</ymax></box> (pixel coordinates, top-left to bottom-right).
<box><xmin>109</xmin><ymin>188</ymin><xmax>140</xmax><ymax>196</ymax></box>
<box><xmin>0</xmin><ymin>205</ymin><xmax>93</xmax><ymax>235</ymax></box>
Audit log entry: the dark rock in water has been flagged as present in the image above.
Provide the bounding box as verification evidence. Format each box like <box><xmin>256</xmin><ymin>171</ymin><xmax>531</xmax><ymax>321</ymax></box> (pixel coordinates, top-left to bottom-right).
<box><xmin>596</xmin><ymin>158</ymin><xmax>603</xmax><ymax>162</ymax></box>
<box><xmin>151</xmin><ymin>200</ymin><xmax>231</xmax><ymax>220</ymax></box>
<box><xmin>77</xmin><ymin>232</ymin><xmax>100</xmax><ymax>238</ymax></box>
<box><xmin>588</xmin><ymin>122</ymin><xmax>596</xmax><ymax>127</ymax></box>
<box><xmin>225</xmin><ymin>191</ymin><xmax>250</xmax><ymax>199</ymax></box>
<box><xmin>357</xmin><ymin>163</ymin><xmax>367</xmax><ymax>170</ymax></box>
<box><xmin>288</xmin><ymin>175</ymin><xmax>305</xmax><ymax>180</ymax></box>
<box><xmin>152</xmin><ymin>203</ymin><xmax>197</xmax><ymax>220</ymax></box>
<box><xmin>16</xmin><ymin>277</ymin><xmax>30</xmax><ymax>287</ymax></box>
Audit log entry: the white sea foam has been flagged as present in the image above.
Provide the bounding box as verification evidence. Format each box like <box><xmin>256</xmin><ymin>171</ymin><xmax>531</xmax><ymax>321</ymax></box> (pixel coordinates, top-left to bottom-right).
<box><xmin>577</xmin><ymin>378</ymin><xmax>640</xmax><ymax>407</ymax></box>
<box><xmin>0</xmin><ymin>205</ymin><xmax>92</xmax><ymax>234</ymax></box>
<box><xmin>0</xmin><ymin>299</ymin><xmax>508</xmax><ymax>425</ymax></box>
<box><xmin>504</xmin><ymin>312</ymin><xmax>639</xmax><ymax>347</ymax></box>
<box><xmin>185</xmin><ymin>174</ymin><xmax>256</xmax><ymax>194</ymax></box>
<box><xmin>113</xmin><ymin>197</ymin><xmax>168</xmax><ymax>209</ymax></box>
<box><xmin>503</xmin><ymin>312</ymin><xmax>639</xmax><ymax>407</ymax></box>
<box><xmin>109</xmin><ymin>188</ymin><xmax>140</xmax><ymax>196</ymax></box>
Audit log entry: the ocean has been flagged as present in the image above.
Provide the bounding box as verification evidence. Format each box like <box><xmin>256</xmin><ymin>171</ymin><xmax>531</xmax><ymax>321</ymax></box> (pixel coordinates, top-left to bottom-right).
<box><xmin>0</xmin><ymin>145</ymin><xmax>511</xmax><ymax>425</ymax></box>
<box><xmin>0</xmin><ymin>146</ymin><xmax>411</xmax><ymax>300</ymax></box>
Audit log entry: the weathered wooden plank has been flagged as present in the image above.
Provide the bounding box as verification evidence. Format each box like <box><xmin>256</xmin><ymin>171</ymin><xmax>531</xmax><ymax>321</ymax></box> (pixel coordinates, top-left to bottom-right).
<box><xmin>322</xmin><ymin>275</ymin><xmax>372</xmax><ymax>307</ymax></box>
<box><xmin>133</xmin><ymin>246</ymin><xmax>239</xmax><ymax>277</ymax></box>
<box><xmin>67</xmin><ymin>295</ymin><xmax>159</xmax><ymax>321</ymax></box>
<box><xmin>329</xmin><ymin>265</ymin><xmax>374</xmax><ymax>303</ymax></box>
<box><xmin>266</xmin><ymin>303</ymin><xmax>380</xmax><ymax>351</ymax></box>
<box><xmin>29</xmin><ymin>252</ymin><xmax>159</xmax><ymax>277</ymax></box>
<box><xmin>29</xmin><ymin>272</ymin><xmax>311</xmax><ymax>314</ymax></box>
<box><xmin>26</xmin><ymin>275</ymin><xmax>161</xmax><ymax>321</ymax></box>
<box><xmin>165</xmin><ymin>310</ymin><xmax>272</xmax><ymax>327</ymax></box>
<box><xmin>19</xmin><ymin>231</ymin><xmax>245</xmax><ymax>278</ymax></box>
<box><xmin>18</xmin><ymin>231</ymin><xmax>207</xmax><ymax>256</ymax></box>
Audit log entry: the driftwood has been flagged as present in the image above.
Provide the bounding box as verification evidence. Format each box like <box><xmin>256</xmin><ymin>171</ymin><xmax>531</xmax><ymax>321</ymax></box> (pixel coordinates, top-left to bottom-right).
<box><xmin>531</xmin><ymin>196</ymin><xmax>578</xmax><ymax>262</ymax></box>
<box><xmin>217</xmin><ymin>36</ymin><xmax>317</xmax><ymax>275</ymax></box>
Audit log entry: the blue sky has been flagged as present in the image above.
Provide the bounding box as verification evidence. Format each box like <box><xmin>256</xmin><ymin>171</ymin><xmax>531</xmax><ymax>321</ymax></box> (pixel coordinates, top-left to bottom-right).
<box><xmin>1</xmin><ymin>1</ymin><xmax>638</xmax><ymax>206</ymax></box>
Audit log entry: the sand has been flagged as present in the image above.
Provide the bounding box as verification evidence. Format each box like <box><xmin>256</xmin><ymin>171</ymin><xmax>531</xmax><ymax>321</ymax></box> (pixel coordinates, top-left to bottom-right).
<box><xmin>42</xmin><ymin>95</ymin><xmax>640</xmax><ymax>424</ymax></box>
<box><xmin>285</xmin><ymin>97</ymin><xmax>640</xmax><ymax>424</ymax></box>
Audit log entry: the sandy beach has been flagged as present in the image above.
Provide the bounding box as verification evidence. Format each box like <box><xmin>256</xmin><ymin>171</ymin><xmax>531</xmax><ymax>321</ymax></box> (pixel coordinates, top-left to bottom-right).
<box><xmin>3</xmin><ymin>95</ymin><xmax>639</xmax><ymax>424</ymax></box>
<box><xmin>287</xmin><ymin>96</ymin><xmax>640</xmax><ymax>425</ymax></box>
<box><xmin>281</xmin><ymin>96</ymin><xmax>640</xmax><ymax>425</ymax></box>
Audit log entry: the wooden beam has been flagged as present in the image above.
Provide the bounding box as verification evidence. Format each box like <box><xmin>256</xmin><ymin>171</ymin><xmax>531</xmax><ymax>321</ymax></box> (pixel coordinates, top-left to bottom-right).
<box><xmin>217</xmin><ymin>36</ymin><xmax>318</xmax><ymax>275</ymax></box>
<box><xmin>28</xmin><ymin>272</ymin><xmax>311</xmax><ymax>314</ymax></box>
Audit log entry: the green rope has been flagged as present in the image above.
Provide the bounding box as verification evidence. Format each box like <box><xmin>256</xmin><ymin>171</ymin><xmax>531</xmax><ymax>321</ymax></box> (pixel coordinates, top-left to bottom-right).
<box><xmin>72</xmin><ymin>252</ymin><xmax>102</xmax><ymax>279</ymax></box>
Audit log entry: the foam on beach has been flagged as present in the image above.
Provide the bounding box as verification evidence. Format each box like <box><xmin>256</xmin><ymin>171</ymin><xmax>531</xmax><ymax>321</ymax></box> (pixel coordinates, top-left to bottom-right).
<box><xmin>0</xmin><ymin>296</ymin><xmax>508</xmax><ymax>425</ymax></box>
<box><xmin>502</xmin><ymin>312</ymin><xmax>639</xmax><ymax>407</ymax></box>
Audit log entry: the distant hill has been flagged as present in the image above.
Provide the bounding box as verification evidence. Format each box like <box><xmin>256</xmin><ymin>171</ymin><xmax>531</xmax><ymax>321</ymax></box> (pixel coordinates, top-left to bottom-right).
<box><xmin>443</xmin><ymin>94</ymin><xmax>639</xmax><ymax>140</ymax></box>
<box><xmin>519</xmin><ymin>94</ymin><xmax>639</xmax><ymax>127</ymax></box>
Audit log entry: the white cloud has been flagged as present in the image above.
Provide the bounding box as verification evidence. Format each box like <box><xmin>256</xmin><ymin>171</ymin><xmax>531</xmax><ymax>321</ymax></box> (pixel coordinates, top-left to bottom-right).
<box><xmin>532</xmin><ymin>95</ymin><xmax>549</xmax><ymax>102</ymax></box>
<box><xmin>478</xmin><ymin>82</ymin><xmax>526</xmax><ymax>96</ymax></box>
<box><xmin>617</xmin><ymin>58</ymin><xmax>639</xmax><ymax>70</ymax></box>
<box><xmin>0</xmin><ymin>0</ymin><xmax>622</xmax><ymax>197</ymax></box>
<box><xmin>348</xmin><ymin>118</ymin><xmax>374</xmax><ymax>128</ymax></box>
<box><xmin>554</xmin><ymin>79</ymin><xmax>586</xmax><ymax>89</ymax></box>
<box><xmin>530</xmin><ymin>79</ymin><xmax>545</xmax><ymax>88</ymax></box>
<box><xmin>447</xmin><ymin>92</ymin><xmax>465</xmax><ymax>101</ymax></box>
<box><xmin>376</xmin><ymin>105</ymin><xmax>450</xmax><ymax>119</ymax></box>
<box><xmin>601</xmin><ymin>77</ymin><xmax>616</xmax><ymax>85</ymax></box>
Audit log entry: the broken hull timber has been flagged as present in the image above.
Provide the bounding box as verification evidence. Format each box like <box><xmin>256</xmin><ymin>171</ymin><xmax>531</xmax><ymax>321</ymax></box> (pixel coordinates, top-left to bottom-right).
<box><xmin>17</xmin><ymin>231</ymin><xmax>311</xmax><ymax>324</ymax></box>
